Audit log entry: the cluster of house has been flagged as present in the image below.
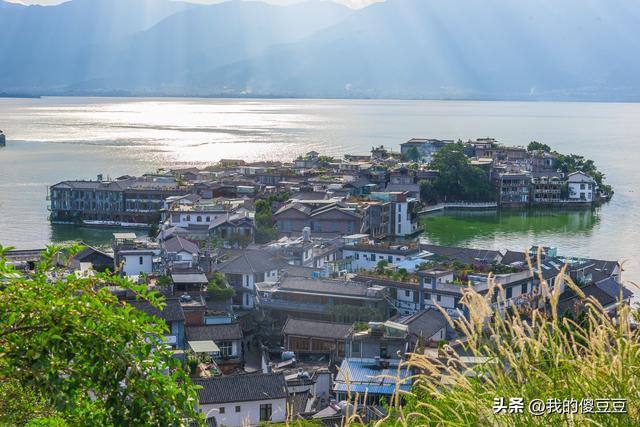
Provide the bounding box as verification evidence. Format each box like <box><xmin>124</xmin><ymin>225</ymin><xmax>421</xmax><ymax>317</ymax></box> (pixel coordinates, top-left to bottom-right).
<box><xmin>6</xmin><ymin>226</ymin><xmax>631</xmax><ymax>426</ymax></box>
<box><xmin>453</xmin><ymin>137</ymin><xmax>601</xmax><ymax>206</ymax></box>
<box><xmin>48</xmin><ymin>137</ymin><xmax>604</xmax><ymax>235</ymax></box>
<box><xmin>37</xmin><ymin>138</ymin><xmax>621</xmax><ymax>425</ymax></box>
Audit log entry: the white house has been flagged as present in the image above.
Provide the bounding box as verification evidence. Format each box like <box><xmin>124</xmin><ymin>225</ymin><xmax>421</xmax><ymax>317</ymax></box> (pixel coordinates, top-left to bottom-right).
<box><xmin>567</xmin><ymin>171</ymin><xmax>597</xmax><ymax>202</ymax></box>
<box><xmin>112</xmin><ymin>233</ymin><xmax>161</xmax><ymax>277</ymax></box>
<box><xmin>342</xmin><ymin>235</ymin><xmax>429</xmax><ymax>272</ymax></box>
<box><xmin>194</xmin><ymin>373</ymin><xmax>288</xmax><ymax>426</ymax></box>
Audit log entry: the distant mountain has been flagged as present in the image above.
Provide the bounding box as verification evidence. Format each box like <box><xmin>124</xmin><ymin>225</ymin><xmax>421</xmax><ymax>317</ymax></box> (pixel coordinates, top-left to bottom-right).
<box><xmin>0</xmin><ymin>0</ymin><xmax>194</xmax><ymax>89</ymax></box>
<box><xmin>195</xmin><ymin>0</ymin><xmax>640</xmax><ymax>100</ymax></box>
<box><xmin>1</xmin><ymin>0</ymin><xmax>639</xmax><ymax>101</ymax></box>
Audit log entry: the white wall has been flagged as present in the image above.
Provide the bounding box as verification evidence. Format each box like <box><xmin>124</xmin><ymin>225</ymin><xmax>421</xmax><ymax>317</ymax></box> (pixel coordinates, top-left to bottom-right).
<box><xmin>343</xmin><ymin>249</ymin><xmax>406</xmax><ymax>271</ymax></box>
<box><xmin>122</xmin><ymin>254</ymin><xmax>153</xmax><ymax>277</ymax></box>
<box><xmin>568</xmin><ymin>182</ymin><xmax>593</xmax><ymax>201</ymax></box>
<box><xmin>200</xmin><ymin>398</ymin><xmax>287</xmax><ymax>427</ymax></box>
<box><xmin>169</xmin><ymin>212</ymin><xmax>225</xmax><ymax>228</ymax></box>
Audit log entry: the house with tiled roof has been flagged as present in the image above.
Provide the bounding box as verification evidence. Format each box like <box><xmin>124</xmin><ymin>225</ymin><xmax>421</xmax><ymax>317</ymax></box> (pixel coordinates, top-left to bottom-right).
<box><xmin>282</xmin><ymin>318</ymin><xmax>353</xmax><ymax>359</ymax></box>
<box><xmin>215</xmin><ymin>250</ymin><xmax>285</xmax><ymax>310</ymax></box>
<box><xmin>194</xmin><ymin>373</ymin><xmax>288</xmax><ymax>426</ymax></box>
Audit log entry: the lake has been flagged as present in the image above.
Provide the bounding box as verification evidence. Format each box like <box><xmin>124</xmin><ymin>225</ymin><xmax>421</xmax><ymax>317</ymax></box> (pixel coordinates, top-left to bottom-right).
<box><xmin>0</xmin><ymin>97</ymin><xmax>639</xmax><ymax>282</ymax></box>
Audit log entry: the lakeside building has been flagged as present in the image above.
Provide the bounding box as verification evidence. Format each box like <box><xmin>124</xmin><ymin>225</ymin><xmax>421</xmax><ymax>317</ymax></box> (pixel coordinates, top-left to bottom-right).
<box><xmin>567</xmin><ymin>171</ymin><xmax>597</xmax><ymax>202</ymax></box>
<box><xmin>400</xmin><ymin>138</ymin><xmax>454</xmax><ymax>162</ymax></box>
<box><xmin>49</xmin><ymin>175</ymin><xmax>185</xmax><ymax>225</ymax></box>
<box><xmin>360</xmin><ymin>192</ymin><xmax>420</xmax><ymax>238</ymax></box>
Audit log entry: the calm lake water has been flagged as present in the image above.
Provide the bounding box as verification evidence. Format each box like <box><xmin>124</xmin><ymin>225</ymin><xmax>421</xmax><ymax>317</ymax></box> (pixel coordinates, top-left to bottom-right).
<box><xmin>0</xmin><ymin>97</ymin><xmax>639</xmax><ymax>282</ymax></box>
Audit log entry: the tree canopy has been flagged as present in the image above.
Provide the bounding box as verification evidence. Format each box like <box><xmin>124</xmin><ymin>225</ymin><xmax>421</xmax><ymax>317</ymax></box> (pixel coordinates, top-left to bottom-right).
<box><xmin>429</xmin><ymin>143</ymin><xmax>495</xmax><ymax>202</ymax></box>
<box><xmin>0</xmin><ymin>245</ymin><xmax>203</xmax><ymax>426</ymax></box>
<box><xmin>527</xmin><ymin>140</ymin><xmax>551</xmax><ymax>152</ymax></box>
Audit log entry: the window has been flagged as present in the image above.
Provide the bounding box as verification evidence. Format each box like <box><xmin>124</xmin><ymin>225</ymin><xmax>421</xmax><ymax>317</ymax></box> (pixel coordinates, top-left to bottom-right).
<box><xmin>260</xmin><ymin>404</ymin><xmax>272</xmax><ymax>422</ymax></box>
<box><xmin>219</xmin><ymin>407</ymin><xmax>225</xmax><ymax>414</ymax></box>
<box><xmin>506</xmin><ymin>287</ymin><xmax>513</xmax><ymax>299</ymax></box>
<box><xmin>425</xmin><ymin>292</ymin><xmax>431</xmax><ymax>300</ymax></box>
<box><xmin>186</xmin><ymin>215</ymin><xmax>191</xmax><ymax>221</ymax></box>
<box><xmin>388</xmin><ymin>256</ymin><xmax>393</xmax><ymax>263</ymax></box>
<box><xmin>355</xmin><ymin>253</ymin><xmax>360</xmax><ymax>260</ymax></box>
<box><xmin>206</xmin><ymin>216</ymin><xmax>210</xmax><ymax>222</ymax></box>
<box><xmin>197</xmin><ymin>216</ymin><xmax>202</xmax><ymax>222</ymax></box>
<box><xmin>139</xmin><ymin>256</ymin><xmax>143</xmax><ymax>265</ymax></box>
<box><xmin>521</xmin><ymin>283</ymin><xmax>528</xmax><ymax>294</ymax></box>
<box><xmin>436</xmin><ymin>294</ymin><xmax>441</xmax><ymax>302</ymax></box>
<box><xmin>218</xmin><ymin>341</ymin><xmax>233</xmax><ymax>357</ymax></box>
<box><xmin>405</xmin><ymin>290</ymin><xmax>411</xmax><ymax>297</ymax></box>
<box><xmin>350</xmin><ymin>340</ymin><xmax>361</xmax><ymax>356</ymax></box>
<box><xmin>370</xmin><ymin>253</ymin><xmax>376</xmax><ymax>261</ymax></box>
<box><xmin>235</xmin><ymin>406</ymin><xmax>241</xmax><ymax>413</ymax></box>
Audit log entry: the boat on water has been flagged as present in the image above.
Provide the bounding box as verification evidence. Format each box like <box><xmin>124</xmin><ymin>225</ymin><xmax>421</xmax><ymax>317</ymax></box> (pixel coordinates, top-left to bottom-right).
<box><xmin>0</xmin><ymin>130</ymin><xmax>5</xmax><ymax>147</ymax></box>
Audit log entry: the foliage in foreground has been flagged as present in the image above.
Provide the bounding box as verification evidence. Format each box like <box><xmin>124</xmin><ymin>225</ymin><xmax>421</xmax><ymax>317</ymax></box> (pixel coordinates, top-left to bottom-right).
<box><xmin>377</xmin><ymin>259</ymin><xmax>640</xmax><ymax>426</ymax></box>
<box><xmin>0</xmin><ymin>245</ymin><xmax>203</xmax><ymax>426</ymax></box>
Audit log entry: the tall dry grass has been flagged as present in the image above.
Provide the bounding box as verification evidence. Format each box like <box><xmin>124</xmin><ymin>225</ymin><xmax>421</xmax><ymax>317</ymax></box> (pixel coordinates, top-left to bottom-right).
<box><xmin>379</xmin><ymin>253</ymin><xmax>640</xmax><ymax>426</ymax></box>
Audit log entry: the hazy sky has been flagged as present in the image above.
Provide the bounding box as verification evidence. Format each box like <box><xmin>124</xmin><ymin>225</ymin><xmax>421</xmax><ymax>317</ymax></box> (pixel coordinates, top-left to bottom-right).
<box><xmin>7</xmin><ymin>0</ymin><xmax>382</xmax><ymax>9</ymax></box>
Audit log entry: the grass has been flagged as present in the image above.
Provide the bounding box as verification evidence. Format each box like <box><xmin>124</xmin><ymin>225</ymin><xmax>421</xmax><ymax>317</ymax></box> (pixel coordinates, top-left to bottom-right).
<box><xmin>286</xmin><ymin>251</ymin><xmax>640</xmax><ymax>426</ymax></box>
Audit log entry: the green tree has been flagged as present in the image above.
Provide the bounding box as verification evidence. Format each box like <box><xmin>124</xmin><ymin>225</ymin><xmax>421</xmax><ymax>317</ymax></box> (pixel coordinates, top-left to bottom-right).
<box><xmin>418</xmin><ymin>179</ymin><xmax>438</xmax><ymax>204</ymax></box>
<box><xmin>429</xmin><ymin>143</ymin><xmax>494</xmax><ymax>202</ymax></box>
<box><xmin>403</xmin><ymin>146</ymin><xmax>420</xmax><ymax>162</ymax></box>
<box><xmin>527</xmin><ymin>140</ymin><xmax>551</xmax><ymax>152</ymax></box>
<box><xmin>0</xmin><ymin>245</ymin><xmax>203</xmax><ymax>426</ymax></box>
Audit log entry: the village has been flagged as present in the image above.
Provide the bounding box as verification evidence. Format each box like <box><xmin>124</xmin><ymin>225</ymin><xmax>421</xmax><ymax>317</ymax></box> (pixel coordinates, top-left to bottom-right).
<box><xmin>5</xmin><ymin>136</ymin><xmax>628</xmax><ymax>426</ymax></box>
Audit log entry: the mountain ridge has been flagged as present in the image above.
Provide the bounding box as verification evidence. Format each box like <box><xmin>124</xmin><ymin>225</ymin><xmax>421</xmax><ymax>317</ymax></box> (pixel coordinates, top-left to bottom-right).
<box><xmin>1</xmin><ymin>0</ymin><xmax>639</xmax><ymax>101</ymax></box>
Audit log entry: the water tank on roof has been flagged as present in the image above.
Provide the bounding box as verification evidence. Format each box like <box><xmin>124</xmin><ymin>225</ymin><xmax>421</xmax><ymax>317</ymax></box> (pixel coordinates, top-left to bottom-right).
<box><xmin>302</xmin><ymin>226</ymin><xmax>311</xmax><ymax>242</ymax></box>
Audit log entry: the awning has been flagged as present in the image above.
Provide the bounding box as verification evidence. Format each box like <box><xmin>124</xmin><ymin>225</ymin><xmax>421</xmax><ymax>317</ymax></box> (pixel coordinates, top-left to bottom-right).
<box><xmin>189</xmin><ymin>340</ymin><xmax>220</xmax><ymax>353</ymax></box>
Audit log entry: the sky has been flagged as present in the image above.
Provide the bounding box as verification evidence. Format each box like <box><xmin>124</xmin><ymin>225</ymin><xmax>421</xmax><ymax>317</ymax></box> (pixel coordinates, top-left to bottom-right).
<box><xmin>6</xmin><ymin>0</ymin><xmax>382</xmax><ymax>9</ymax></box>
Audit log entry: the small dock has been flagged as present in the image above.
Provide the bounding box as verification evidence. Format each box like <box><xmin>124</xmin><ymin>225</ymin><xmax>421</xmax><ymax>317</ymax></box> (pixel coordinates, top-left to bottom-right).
<box><xmin>419</xmin><ymin>202</ymin><xmax>498</xmax><ymax>215</ymax></box>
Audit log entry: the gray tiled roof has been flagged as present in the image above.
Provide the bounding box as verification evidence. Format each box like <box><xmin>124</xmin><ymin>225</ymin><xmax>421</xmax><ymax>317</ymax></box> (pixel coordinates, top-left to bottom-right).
<box><xmin>186</xmin><ymin>324</ymin><xmax>243</xmax><ymax>342</ymax></box>
<box><xmin>282</xmin><ymin>318</ymin><xmax>352</xmax><ymax>340</ymax></box>
<box><xmin>163</xmin><ymin>236</ymin><xmax>200</xmax><ymax>255</ymax></box>
<box><xmin>128</xmin><ymin>298</ymin><xmax>185</xmax><ymax>322</ymax></box>
<box><xmin>194</xmin><ymin>373</ymin><xmax>288</xmax><ymax>404</ymax></box>
<box><xmin>595</xmin><ymin>277</ymin><xmax>633</xmax><ymax>300</ymax></box>
<box><xmin>277</xmin><ymin>277</ymin><xmax>374</xmax><ymax>297</ymax></box>
<box><xmin>398</xmin><ymin>309</ymin><xmax>448</xmax><ymax>340</ymax></box>
<box><xmin>216</xmin><ymin>250</ymin><xmax>283</xmax><ymax>274</ymax></box>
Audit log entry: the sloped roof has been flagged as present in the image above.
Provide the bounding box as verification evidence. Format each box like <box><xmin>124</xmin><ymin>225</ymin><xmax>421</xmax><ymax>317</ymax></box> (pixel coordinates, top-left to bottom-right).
<box><xmin>397</xmin><ymin>309</ymin><xmax>448</xmax><ymax>340</ymax></box>
<box><xmin>275</xmin><ymin>202</ymin><xmax>313</xmax><ymax>216</ymax></box>
<box><xmin>595</xmin><ymin>277</ymin><xmax>633</xmax><ymax>300</ymax></box>
<box><xmin>216</xmin><ymin>250</ymin><xmax>283</xmax><ymax>274</ymax></box>
<box><xmin>276</xmin><ymin>277</ymin><xmax>374</xmax><ymax>298</ymax></box>
<box><xmin>128</xmin><ymin>298</ymin><xmax>185</xmax><ymax>322</ymax></box>
<box><xmin>194</xmin><ymin>373</ymin><xmax>288</xmax><ymax>404</ymax></box>
<box><xmin>282</xmin><ymin>318</ymin><xmax>352</xmax><ymax>340</ymax></box>
<box><xmin>163</xmin><ymin>236</ymin><xmax>200</xmax><ymax>255</ymax></box>
<box><xmin>186</xmin><ymin>324</ymin><xmax>243</xmax><ymax>342</ymax></box>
